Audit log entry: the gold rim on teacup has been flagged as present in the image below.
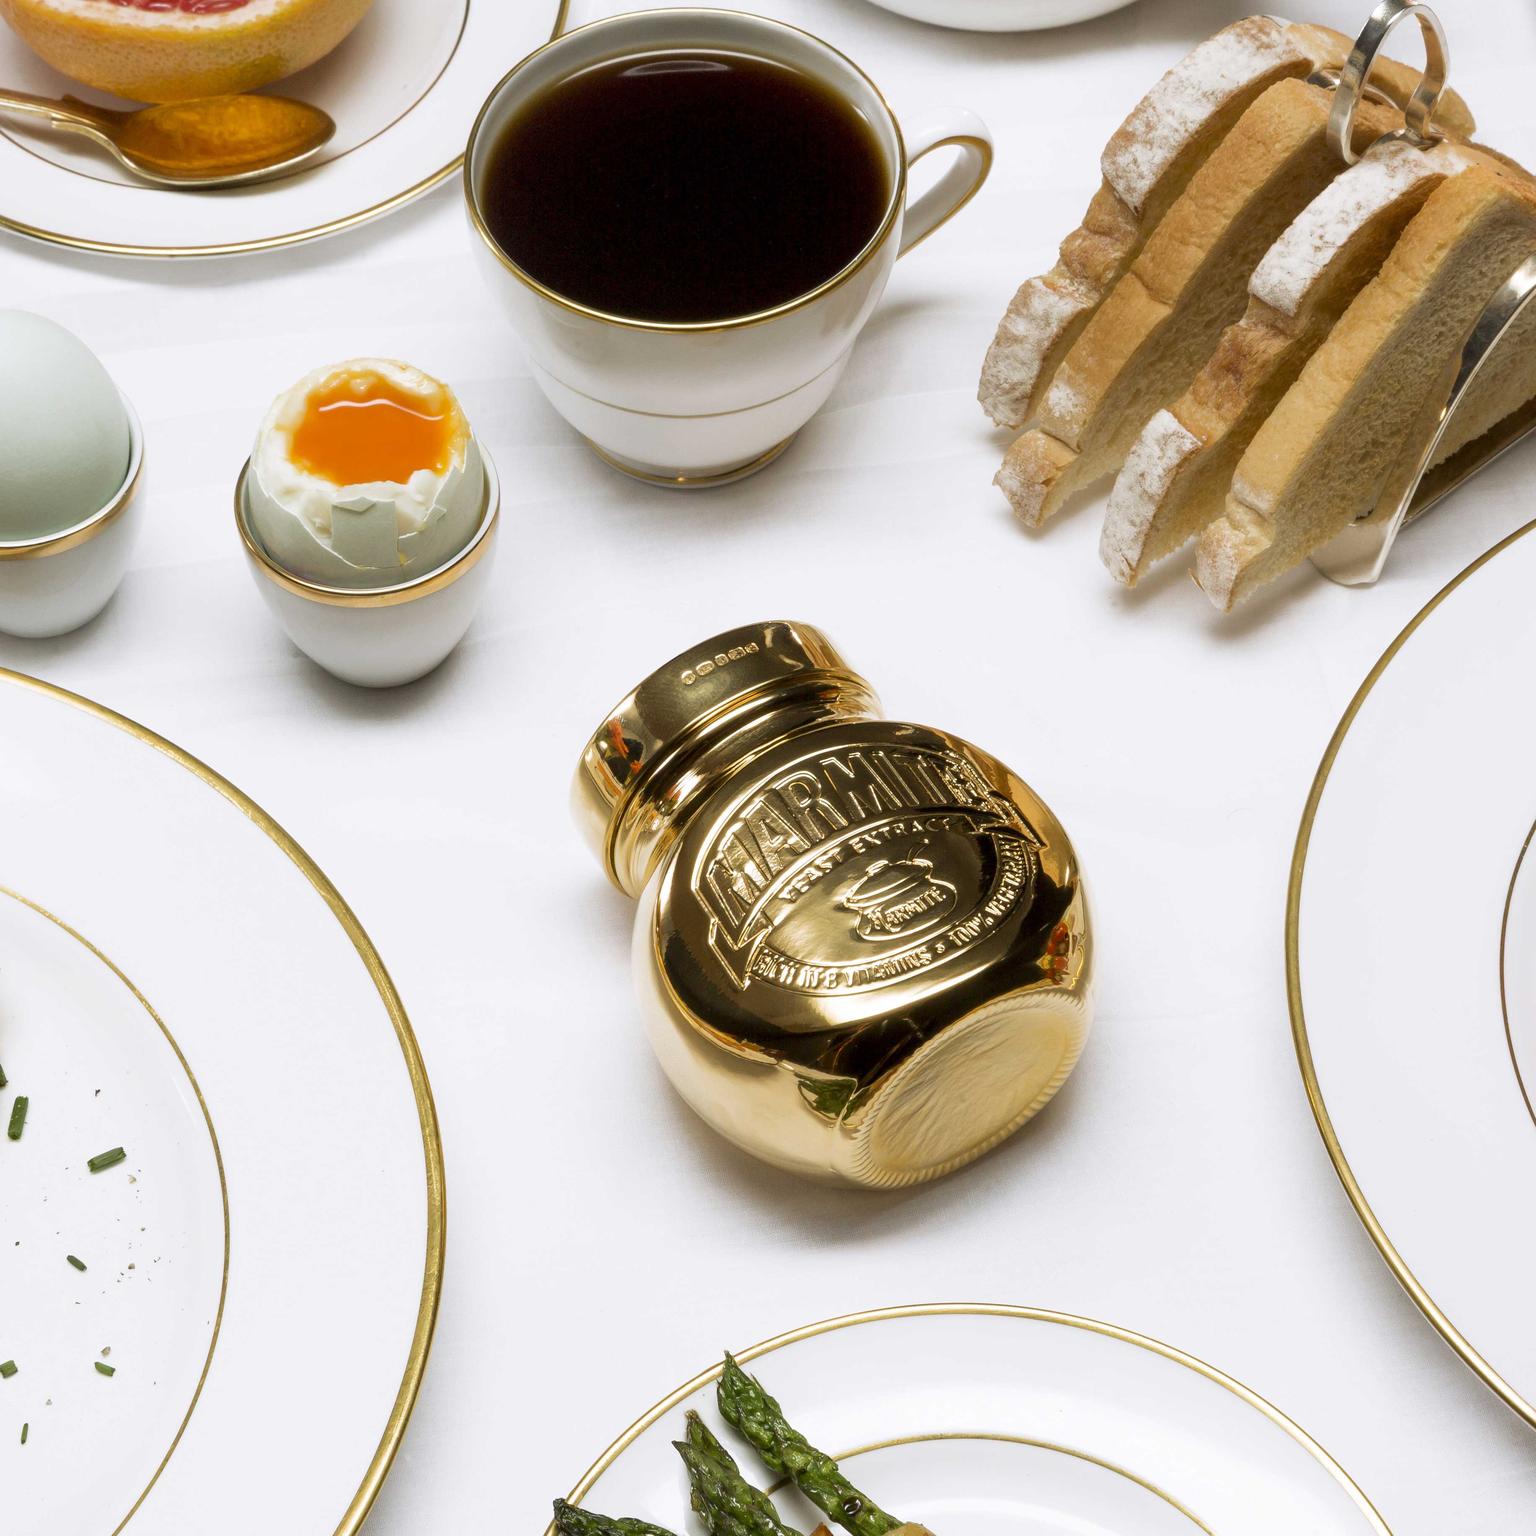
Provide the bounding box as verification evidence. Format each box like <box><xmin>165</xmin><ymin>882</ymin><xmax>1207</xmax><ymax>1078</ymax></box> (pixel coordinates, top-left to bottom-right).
<box><xmin>233</xmin><ymin>449</ymin><xmax>501</xmax><ymax>610</ymax></box>
<box><xmin>463</xmin><ymin>8</ymin><xmax>910</xmax><ymax>335</ymax></box>
<box><xmin>0</xmin><ymin>394</ymin><xmax>142</xmax><ymax>562</ymax></box>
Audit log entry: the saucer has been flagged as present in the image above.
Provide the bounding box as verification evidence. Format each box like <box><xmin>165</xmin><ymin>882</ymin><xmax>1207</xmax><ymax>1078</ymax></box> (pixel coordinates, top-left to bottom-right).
<box><xmin>856</xmin><ymin>0</ymin><xmax>1138</xmax><ymax>31</ymax></box>
<box><xmin>0</xmin><ymin>0</ymin><xmax>565</xmax><ymax>256</ymax></box>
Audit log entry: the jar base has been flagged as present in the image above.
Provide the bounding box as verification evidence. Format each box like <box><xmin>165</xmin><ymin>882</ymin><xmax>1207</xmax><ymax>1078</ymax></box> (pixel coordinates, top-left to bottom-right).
<box><xmin>848</xmin><ymin>990</ymin><xmax>1090</xmax><ymax>1189</ymax></box>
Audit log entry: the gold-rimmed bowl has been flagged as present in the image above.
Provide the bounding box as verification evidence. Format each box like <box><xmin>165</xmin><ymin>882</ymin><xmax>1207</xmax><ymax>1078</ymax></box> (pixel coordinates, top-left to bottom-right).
<box><xmin>233</xmin><ymin>445</ymin><xmax>500</xmax><ymax>688</ymax></box>
<box><xmin>0</xmin><ymin>392</ymin><xmax>142</xmax><ymax>638</ymax></box>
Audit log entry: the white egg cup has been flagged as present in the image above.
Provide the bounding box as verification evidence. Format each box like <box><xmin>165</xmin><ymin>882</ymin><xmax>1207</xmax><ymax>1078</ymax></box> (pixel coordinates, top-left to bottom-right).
<box><xmin>0</xmin><ymin>395</ymin><xmax>143</xmax><ymax>639</ymax></box>
<box><xmin>234</xmin><ymin>448</ymin><xmax>500</xmax><ymax>689</ymax></box>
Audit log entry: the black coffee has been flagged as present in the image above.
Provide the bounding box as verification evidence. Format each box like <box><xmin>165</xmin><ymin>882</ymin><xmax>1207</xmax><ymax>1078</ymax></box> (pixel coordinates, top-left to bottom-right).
<box><xmin>480</xmin><ymin>50</ymin><xmax>891</xmax><ymax>324</ymax></box>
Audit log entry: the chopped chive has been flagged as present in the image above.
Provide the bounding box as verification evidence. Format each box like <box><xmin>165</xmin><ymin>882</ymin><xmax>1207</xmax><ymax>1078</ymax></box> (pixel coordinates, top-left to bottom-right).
<box><xmin>94</xmin><ymin>1362</ymin><xmax>115</xmax><ymax>1378</ymax></box>
<box><xmin>0</xmin><ymin>1060</ymin><xmax>7</xmax><ymax>1087</ymax></box>
<box><xmin>6</xmin><ymin>1097</ymin><xmax>27</xmax><ymax>1141</ymax></box>
<box><xmin>0</xmin><ymin>1361</ymin><xmax>16</xmax><ymax>1379</ymax></box>
<box><xmin>19</xmin><ymin>1422</ymin><xmax>27</xmax><ymax>1444</ymax></box>
<box><xmin>66</xmin><ymin>1255</ymin><xmax>86</xmax><ymax>1272</ymax></box>
<box><xmin>87</xmin><ymin>1147</ymin><xmax>126</xmax><ymax>1173</ymax></box>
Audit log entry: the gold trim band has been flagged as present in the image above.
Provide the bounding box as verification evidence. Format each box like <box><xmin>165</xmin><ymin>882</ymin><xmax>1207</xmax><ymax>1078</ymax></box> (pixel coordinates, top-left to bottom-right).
<box><xmin>0</xmin><ymin>668</ymin><xmax>447</xmax><ymax>1535</ymax></box>
<box><xmin>1288</xmin><ymin>516</ymin><xmax>1536</xmax><ymax>1430</ymax></box>
<box><xmin>771</xmin><ymin>1432</ymin><xmax>1211</xmax><ymax>1532</ymax></box>
<box><xmin>0</xmin><ymin>394</ymin><xmax>141</xmax><ymax>561</ymax></box>
<box><xmin>1498</xmin><ymin>816</ymin><xmax>1536</xmax><ymax>1131</ymax></box>
<box><xmin>463</xmin><ymin>9</ymin><xmax>909</xmax><ymax>335</ymax></box>
<box><xmin>233</xmin><ymin>452</ymin><xmax>500</xmax><ymax>609</ymax></box>
<box><xmin>0</xmin><ymin>887</ymin><xmax>230</xmax><ymax>1536</ymax></box>
<box><xmin>584</xmin><ymin>434</ymin><xmax>794</xmax><ymax>487</ymax></box>
<box><xmin>540</xmin><ymin>348</ymin><xmax>850</xmax><ymax>420</ymax></box>
<box><xmin>553</xmin><ymin>1303</ymin><xmax>1391</xmax><ymax>1534</ymax></box>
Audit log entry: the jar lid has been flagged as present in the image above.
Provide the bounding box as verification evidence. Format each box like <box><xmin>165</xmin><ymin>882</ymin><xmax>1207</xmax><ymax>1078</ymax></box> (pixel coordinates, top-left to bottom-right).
<box><xmin>573</xmin><ymin>621</ymin><xmax>872</xmax><ymax>895</ymax></box>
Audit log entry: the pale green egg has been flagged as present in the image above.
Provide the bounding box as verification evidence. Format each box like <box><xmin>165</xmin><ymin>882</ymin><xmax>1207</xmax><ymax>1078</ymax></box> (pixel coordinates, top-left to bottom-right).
<box><xmin>0</xmin><ymin>311</ymin><xmax>131</xmax><ymax>543</ymax></box>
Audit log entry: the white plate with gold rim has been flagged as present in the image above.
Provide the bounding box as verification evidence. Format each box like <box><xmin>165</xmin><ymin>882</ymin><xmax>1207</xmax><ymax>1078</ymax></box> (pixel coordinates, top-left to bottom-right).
<box><xmin>1291</xmin><ymin>521</ymin><xmax>1536</xmax><ymax>1430</ymax></box>
<box><xmin>0</xmin><ymin>669</ymin><xmax>442</xmax><ymax>1533</ymax></box>
<box><xmin>559</xmin><ymin>1305</ymin><xmax>1390</xmax><ymax>1535</ymax></box>
<box><xmin>0</xmin><ymin>0</ymin><xmax>565</xmax><ymax>257</ymax></box>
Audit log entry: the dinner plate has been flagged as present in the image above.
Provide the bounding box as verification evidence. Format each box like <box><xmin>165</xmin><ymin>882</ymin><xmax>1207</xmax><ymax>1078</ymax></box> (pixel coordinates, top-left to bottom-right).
<box><xmin>0</xmin><ymin>0</ymin><xmax>566</xmax><ymax>257</ymax></box>
<box><xmin>560</xmin><ymin>1305</ymin><xmax>1389</xmax><ymax>1535</ymax></box>
<box><xmin>0</xmin><ymin>670</ymin><xmax>443</xmax><ymax>1533</ymax></box>
<box><xmin>1290</xmin><ymin>521</ymin><xmax>1536</xmax><ymax>1428</ymax></box>
<box><xmin>856</xmin><ymin>0</ymin><xmax>1138</xmax><ymax>32</ymax></box>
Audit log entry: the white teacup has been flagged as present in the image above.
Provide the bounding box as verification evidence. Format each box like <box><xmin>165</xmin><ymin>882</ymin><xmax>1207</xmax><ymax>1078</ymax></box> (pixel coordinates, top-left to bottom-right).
<box><xmin>464</xmin><ymin>8</ymin><xmax>992</xmax><ymax>487</ymax></box>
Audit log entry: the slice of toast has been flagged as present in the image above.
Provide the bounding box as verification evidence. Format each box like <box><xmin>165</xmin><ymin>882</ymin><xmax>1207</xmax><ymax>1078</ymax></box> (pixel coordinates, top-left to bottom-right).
<box><xmin>1099</xmin><ymin>138</ymin><xmax>1489</xmax><ymax>585</ymax></box>
<box><xmin>1195</xmin><ymin>165</ymin><xmax>1536</xmax><ymax>610</ymax></box>
<box><xmin>996</xmin><ymin>79</ymin><xmax>1408</xmax><ymax>529</ymax></box>
<box><xmin>975</xmin><ymin>15</ymin><xmax>1474</xmax><ymax>432</ymax></box>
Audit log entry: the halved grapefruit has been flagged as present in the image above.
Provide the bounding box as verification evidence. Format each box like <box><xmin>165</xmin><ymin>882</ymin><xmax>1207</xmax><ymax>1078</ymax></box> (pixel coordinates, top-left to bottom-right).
<box><xmin>0</xmin><ymin>0</ymin><xmax>377</xmax><ymax>103</ymax></box>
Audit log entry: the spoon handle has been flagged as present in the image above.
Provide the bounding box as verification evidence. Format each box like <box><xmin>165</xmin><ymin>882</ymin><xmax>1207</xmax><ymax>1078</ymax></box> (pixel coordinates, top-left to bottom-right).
<box><xmin>0</xmin><ymin>88</ymin><xmax>123</xmax><ymax>136</ymax></box>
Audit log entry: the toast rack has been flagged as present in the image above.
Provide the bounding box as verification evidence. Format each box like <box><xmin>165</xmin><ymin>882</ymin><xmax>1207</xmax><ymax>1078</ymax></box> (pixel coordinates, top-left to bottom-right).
<box><xmin>1308</xmin><ymin>0</ymin><xmax>1536</xmax><ymax>587</ymax></box>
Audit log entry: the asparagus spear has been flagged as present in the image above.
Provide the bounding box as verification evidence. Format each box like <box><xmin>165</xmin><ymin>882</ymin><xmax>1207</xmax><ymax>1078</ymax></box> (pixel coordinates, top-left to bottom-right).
<box><xmin>552</xmin><ymin>1497</ymin><xmax>681</xmax><ymax>1536</ymax></box>
<box><xmin>717</xmin><ymin>1356</ymin><xmax>900</xmax><ymax>1536</ymax></box>
<box><xmin>675</xmin><ymin>1411</ymin><xmax>803</xmax><ymax>1536</ymax></box>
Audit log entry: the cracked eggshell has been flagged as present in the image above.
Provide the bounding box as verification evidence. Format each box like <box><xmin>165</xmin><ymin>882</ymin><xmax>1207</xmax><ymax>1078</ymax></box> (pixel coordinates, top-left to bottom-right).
<box><xmin>245</xmin><ymin>359</ymin><xmax>485</xmax><ymax>590</ymax></box>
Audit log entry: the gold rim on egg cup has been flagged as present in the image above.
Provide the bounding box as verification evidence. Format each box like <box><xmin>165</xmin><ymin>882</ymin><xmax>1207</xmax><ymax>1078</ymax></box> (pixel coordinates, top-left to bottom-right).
<box><xmin>0</xmin><ymin>394</ymin><xmax>143</xmax><ymax>562</ymax></box>
<box><xmin>462</xmin><ymin>8</ymin><xmax>910</xmax><ymax>335</ymax></box>
<box><xmin>233</xmin><ymin>448</ymin><xmax>501</xmax><ymax>610</ymax></box>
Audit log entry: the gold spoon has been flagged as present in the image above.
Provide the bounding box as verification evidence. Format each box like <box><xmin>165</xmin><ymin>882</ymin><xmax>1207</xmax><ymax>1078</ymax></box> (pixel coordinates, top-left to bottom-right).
<box><xmin>0</xmin><ymin>89</ymin><xmax>335</xmax><ymax>187</ymax></box>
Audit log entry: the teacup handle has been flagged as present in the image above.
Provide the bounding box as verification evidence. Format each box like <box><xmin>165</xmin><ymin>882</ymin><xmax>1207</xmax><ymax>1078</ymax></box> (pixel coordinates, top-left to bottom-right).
<box><xmin>898</xmin><ymin>108</ymin><xmax>994</xmax><ymax>258</ymax></box>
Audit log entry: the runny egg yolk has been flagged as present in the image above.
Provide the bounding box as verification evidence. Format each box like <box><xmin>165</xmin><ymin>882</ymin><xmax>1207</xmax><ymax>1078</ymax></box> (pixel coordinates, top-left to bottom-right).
<box><xmin>289</xmin><ymin>372</ymin><xmax>458</xmax><ymax>488</ymax></box>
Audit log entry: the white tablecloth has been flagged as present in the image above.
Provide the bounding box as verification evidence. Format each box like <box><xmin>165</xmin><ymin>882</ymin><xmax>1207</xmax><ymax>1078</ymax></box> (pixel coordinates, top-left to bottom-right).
<box><xmin>5</xmin><ymin>0</ymin><xmax>1536</xmax><ymax>1529</ymax></box>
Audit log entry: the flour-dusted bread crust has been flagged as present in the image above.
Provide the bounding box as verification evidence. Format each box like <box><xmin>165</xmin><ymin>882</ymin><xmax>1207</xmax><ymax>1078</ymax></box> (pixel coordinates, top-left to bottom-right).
<box><xmin>978</xmin><ymin>17</ymin><xmax>1308</xmax><ymax>433</ymax></box>
<box><xmin>996</xmin><ymin>80</ymin><xmax>1407</xmax><ymax>529</ymax></box>
<box><xmin>1099</xmin><ymin>139</ymin><xmax>1482</xmax><ymax>585</ymax></box>
<box><xmin>1196</xmin><ymin>166</ymin><xmax>1536</xmax><ymax>609</ymax></box>
<box><xmin>975</xmin><ymin>16</ymin><xmax>1474</xmax><ymax>433</ymax></box>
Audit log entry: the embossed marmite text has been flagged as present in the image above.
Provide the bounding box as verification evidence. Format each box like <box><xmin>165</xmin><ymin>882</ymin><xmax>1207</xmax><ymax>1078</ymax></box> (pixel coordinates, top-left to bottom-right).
<box><xmin>695</xmin><ymin>743</ymin><xmax>1041</xmax><ymax>994</ymax></box>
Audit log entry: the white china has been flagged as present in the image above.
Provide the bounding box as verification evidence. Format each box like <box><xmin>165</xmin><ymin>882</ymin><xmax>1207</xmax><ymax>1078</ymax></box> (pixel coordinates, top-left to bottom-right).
<box><xmin>857</xmin><ymin>0</ymin><xmax>1139</xmax><ymax>29</ymax></box>
<box><xmin>235</xmin><ymin>447</ymin><xmax>500</xmax><ymax>689</ymax></box>
<box><xmin>0</xmin><ymin>671</ymin><xmax>442</xmax><ymax>1533</ymax></box>
<box><xmin>0</xmin><ymin>0</ymin><xmax>565</xmax><ymax>257</ymax></box>
<box><xmin>0</xmin><ymin>393</ymin><xmax>141</xmax><ymax>638</ymax></box>
<box><xmin>1291</xmin><ymin>520</ymin><xmax>1536</xmax><ymax>1427</ymax></box>
<box><xmin>464</xmin><ymin>9</ymin><xmax>992</xmax><ymax>487</ymax></box>
<box><xmin>566</xmin><ymin>1305</ymin><xmax>1389</xmax><ymax>1535</ymax></box>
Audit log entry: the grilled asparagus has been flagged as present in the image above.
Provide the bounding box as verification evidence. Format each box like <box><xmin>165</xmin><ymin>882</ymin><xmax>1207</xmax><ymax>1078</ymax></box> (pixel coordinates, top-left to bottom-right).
<box><xmin>551</xmin><ymin>1497</ymin><xmax>681</xmax><ymax>1536</ymax></box>
<box><xmin>555</xmin><ymin>1360</ymin><xmax>932</xmax><ymax>1536</ymax></box>
<box><xmin>717</xmin><ymin>1356</ymin><xmax>900</xmax><ymax>1536</ymax></box>
<box><xmin>676</xmin><ymin>1410</ymin><xmax>804</xmax><ymax>1536</ymax></box>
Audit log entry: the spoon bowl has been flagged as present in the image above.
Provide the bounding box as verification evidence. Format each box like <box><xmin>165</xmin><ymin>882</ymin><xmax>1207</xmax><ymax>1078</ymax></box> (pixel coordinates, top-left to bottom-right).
<box><xmin>0</xmin><ymin>87</ymin><xmax>335</xmax><ymax>187</ymax></box>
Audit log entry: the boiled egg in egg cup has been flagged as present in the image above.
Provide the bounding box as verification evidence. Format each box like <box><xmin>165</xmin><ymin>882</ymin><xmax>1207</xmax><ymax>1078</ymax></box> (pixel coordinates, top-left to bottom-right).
<box><xmin>235</xmin><ymin>359</ymin><xmax>499</xmax><ymax>688</ymax></box>
<box><xmin>0</xmin><ymin>312</ymin><xmax>143</xmax><ymax>639</ymax></box>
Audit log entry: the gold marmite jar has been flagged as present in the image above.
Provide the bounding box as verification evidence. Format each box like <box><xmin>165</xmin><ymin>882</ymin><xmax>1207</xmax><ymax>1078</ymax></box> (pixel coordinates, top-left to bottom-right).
<box><xmin>574</xmin><ymin>621</ymin><xmax>1092</xmax><ymax>1188</ymax></box>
